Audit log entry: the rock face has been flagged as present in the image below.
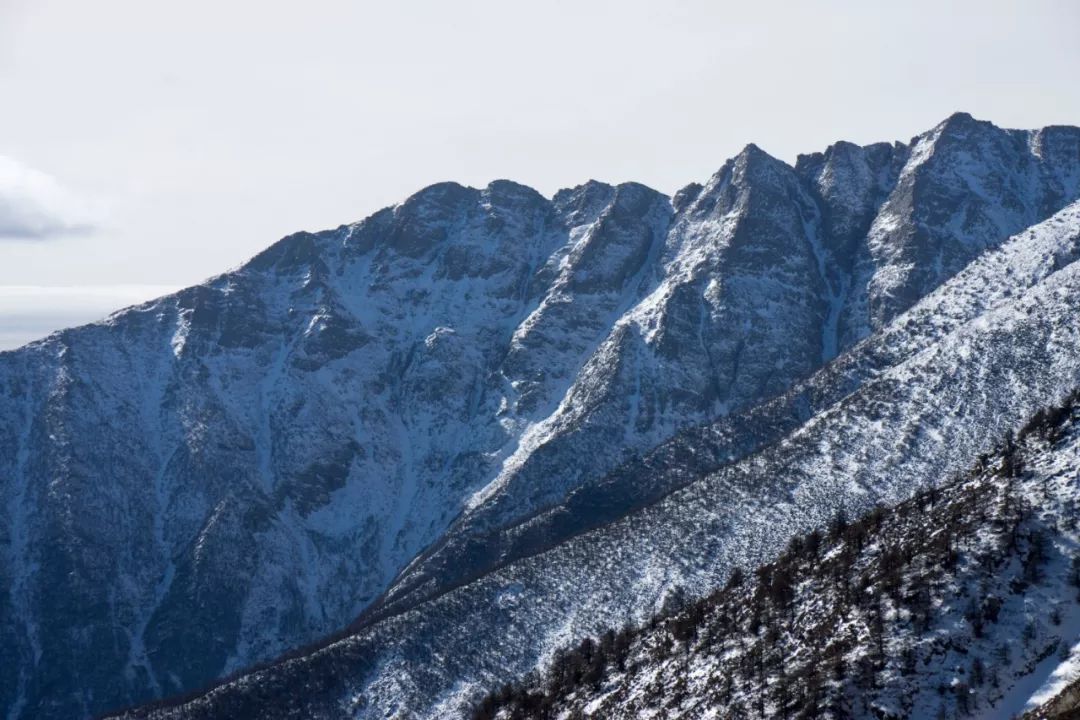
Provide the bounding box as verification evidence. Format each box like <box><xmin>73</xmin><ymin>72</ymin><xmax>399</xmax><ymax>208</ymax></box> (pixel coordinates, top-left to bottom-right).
<box><xmin>1</xmin><ymin>114</ymin><xmax>1078</xmax><ymax>720</ymax></box>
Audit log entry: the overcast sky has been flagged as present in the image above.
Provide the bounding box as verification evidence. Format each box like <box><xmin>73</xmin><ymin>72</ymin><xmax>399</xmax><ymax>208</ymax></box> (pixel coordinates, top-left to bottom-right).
<box><xmin>1</xmin><ymin>0</ymin><xmax>1078</xmax><ymax>349</ymax></box>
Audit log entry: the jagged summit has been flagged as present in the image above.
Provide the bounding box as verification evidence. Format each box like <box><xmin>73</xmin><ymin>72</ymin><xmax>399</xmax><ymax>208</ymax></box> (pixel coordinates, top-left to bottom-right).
<box><xmin>3</xmin><ymin>114</ymin><xmax>1080</xmax><ymax>720</ymax></box>
<box><xmin>732</xmin><ymin>140</ymin><xmax>776</xmax><ymax>162</ymax></box>
<box><xmin>939</xmin><ymin>108</ymin><xmax>979</xmax><ymax>127</ymax></box>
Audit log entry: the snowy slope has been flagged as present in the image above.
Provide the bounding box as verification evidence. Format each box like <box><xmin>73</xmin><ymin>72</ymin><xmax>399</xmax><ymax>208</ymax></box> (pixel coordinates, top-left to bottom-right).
<box><xmin>112</xmin><ymin>183</ymin><xmax>1080</xmax><ymax>719</ymax></box>
<box><xmin>1025</xmin><ymin>674</ymin><xmax>1080</xmax><ymax>718</ymax></box>
<box><xmin>2</xmin><ymin>115</ymin><xmax>1078</xmax><ymax>720</ymax></box>
<box><xmin>475</xmin><ymin>393</ymin><xmax>1080</xmax><ymax>720</ymax></box>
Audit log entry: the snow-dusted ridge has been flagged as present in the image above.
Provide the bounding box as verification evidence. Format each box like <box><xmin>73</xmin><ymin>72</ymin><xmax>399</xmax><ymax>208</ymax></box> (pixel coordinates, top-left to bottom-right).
<box><xmin>367</xmin><ymin>199</ymin><xmax>1080</xmax><ymax>625</ymax></box>
<box><xmin>2</xmin><ymin>114</ymin><xmax>1079</xmax><ymax>720</ymax></box>
<box><xmin>108</xmin><ymin>127</ymin><xmax>1080</xmax><ymax>719</ymax></box>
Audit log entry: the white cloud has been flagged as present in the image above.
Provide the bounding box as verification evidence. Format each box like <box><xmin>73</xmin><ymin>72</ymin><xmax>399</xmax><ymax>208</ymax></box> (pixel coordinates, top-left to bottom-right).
<box><xmin>0</xmin><ymin>155</ymin><xmax>103</xmax><ymax>239</ymax></box>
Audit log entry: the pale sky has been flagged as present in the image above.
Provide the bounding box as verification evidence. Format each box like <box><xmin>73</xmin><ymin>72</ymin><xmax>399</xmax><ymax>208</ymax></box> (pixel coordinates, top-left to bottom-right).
<box><xmin>1</xmin><ymin>0</ymin><xmax>1078</xmax><ymax>349</ymax></box>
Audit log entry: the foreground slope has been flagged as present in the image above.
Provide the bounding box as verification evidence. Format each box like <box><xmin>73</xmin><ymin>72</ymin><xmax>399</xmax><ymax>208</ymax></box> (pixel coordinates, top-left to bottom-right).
<box><xmin>115</xmin><ymin>201</ymin><xmax>1080</xmax><ymax>718</ymax></box>
<box><xmin>2</xmin><ymin>114</ymin><xmax>1078</xmax><ymax>719</ymax></box>
<box><xmin>476</xmin><ymin>391</ymin><xmax>1080</xmax><ymax>719</ymax></box>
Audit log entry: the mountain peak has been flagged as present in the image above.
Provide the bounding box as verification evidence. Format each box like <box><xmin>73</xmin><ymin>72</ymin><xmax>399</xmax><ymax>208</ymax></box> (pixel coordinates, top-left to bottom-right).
<box><xmin>480</xmin><ymin>179</ymin><xmax>549</xmax><ymax>211</ymax></box>
<box><xmin>672</xmin><ymin>182</ymin><xmax>703</xmax><ymax>212</ymax></box>
<box><xmin>942</xmin><ymin>109</ymin><xmax>977</xmax><ymax>125</ymax></box>
<box><xmin>397</xmin><ymin>180</ymin><xmax>478</xmax><ymax>211</ymax></box>
<box><xmin>734</xmin><ymin>141</ymin><xmax>783</xmax><ymax>166</ymax></box>
<box><xmin>930</xmin><ymin>110</ymin><xmax>998</xmax><ymax>143</ymax></box>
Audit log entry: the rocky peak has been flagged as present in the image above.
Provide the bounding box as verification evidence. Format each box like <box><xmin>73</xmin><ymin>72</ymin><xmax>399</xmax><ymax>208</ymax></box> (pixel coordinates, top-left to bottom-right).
<box><xmin>849</xmin><ymin>114</ymin><xmax>1077</xmax><ymax>339</ymax></box>
<box><xmin>1031</xmin><ymin>124</ymin><xmax>1080</xmax><ymax>215</ymax></box>
<box><xmin>671</xmin><ymin>182</ymin><xmax>703</xmax><ymax>212</ymax></box>
<box><xmin>795</xmin><ymin>140</ymin><xmax>903</xmax><ymax>239</ymax></box>
<box><xmin>384</xmin><ymin>181</ymin><xmax>479</xmax><ymax>257</ymax></box>
<box><xmin>479</xmin><ymin>179</ymin><xmax>547</xmax><ymax>210</ymax></box>
<box><xmin>551</xmin><ymin>179</ymin><xmax>617</xmax><ymax>227</ymax></box>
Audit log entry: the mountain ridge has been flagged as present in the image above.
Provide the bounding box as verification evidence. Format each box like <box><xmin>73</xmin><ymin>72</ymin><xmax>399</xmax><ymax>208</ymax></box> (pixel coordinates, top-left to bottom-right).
<box><xmin>2</xmin><ymin>113</ymin><xmax>1079</xmax><ymax>719</ymax></box>
<box><xmin>109</xmin><ymin>152</ymin><xmax>1080</xmax><ymax>716</ymax></box>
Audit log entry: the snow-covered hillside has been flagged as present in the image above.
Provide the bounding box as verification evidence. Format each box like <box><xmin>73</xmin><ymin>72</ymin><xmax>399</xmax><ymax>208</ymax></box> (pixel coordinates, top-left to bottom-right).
<box><xmin>475</xmin><ymin>392</ymin><xmax>1080</xmax><ymax>719</ymax></box>
<box><xmin>2</xmin><ymin>114</ymin><xmax>1078</xmax><ymax>719</ymax></box>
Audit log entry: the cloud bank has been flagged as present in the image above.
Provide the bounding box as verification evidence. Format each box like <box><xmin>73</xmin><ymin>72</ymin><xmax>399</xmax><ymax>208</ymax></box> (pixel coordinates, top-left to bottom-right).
<box><xmin>0</xmin><ymin>155</ymin><xmax>102</xmax><ymax>239</ymax></box>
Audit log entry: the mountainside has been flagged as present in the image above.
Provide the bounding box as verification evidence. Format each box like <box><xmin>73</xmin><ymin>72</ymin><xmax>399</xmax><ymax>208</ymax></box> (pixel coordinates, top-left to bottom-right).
<box><xmin>1</xmin><ymin>114</ymin><xmax>1078</xmax><ymax>720</ymax></box>
<box><xmin>109</xmin><ymin>194</ymin><xmax>1080</xmax><ymax>720</ymax></box>
<box><xmin>369</xmin><ymin>197</ymin><xmax>1080</xmax><ymax>624</ymax></box>
<box><xmin>474</xmin><ymin>391</ymin><xmax>1080</xmax><ymax>719</ymax></box>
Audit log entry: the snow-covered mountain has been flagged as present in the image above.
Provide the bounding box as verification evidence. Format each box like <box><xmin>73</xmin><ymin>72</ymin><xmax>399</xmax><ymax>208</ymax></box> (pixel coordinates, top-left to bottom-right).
<box><xmin>109</xmin><ymin>193</ymin><xmax>1080</xmax><ymax>720</ymax></box>
<box><xmin>2</xmin><ymin>114</ymin><xmax>1078</xmax><ymax>720</ymax></box>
